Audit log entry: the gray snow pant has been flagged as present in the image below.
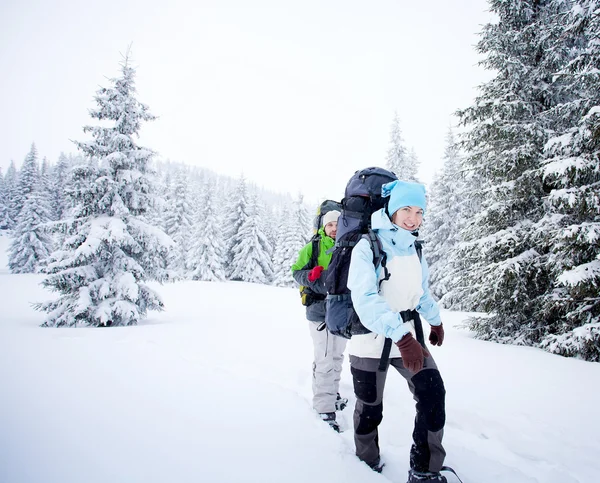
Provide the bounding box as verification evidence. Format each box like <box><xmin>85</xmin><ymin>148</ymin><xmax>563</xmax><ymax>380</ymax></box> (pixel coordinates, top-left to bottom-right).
<box><xmin>308</xmin><ymin>321</ymin><xmax>347</xmax><ymax>414</ymax></box>
<box><xmin>350</xmin><ymin>353</ymin><xmax>446</xmax><ymax>473</ymax></box>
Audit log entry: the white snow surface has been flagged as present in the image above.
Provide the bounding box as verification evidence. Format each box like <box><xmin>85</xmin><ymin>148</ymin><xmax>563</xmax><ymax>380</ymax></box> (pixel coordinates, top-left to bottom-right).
<box><xmin>0</xmin><ymin>233</ymin><xmax>599</xmax><ymax>483</ymax></box>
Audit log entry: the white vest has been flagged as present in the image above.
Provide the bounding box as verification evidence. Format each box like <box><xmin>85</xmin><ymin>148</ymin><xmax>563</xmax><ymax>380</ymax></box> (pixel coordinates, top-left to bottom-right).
<box><xmin>348</xmin><ymin>252</ymin><xmax>423</xmax><ymax>359</ymax></box>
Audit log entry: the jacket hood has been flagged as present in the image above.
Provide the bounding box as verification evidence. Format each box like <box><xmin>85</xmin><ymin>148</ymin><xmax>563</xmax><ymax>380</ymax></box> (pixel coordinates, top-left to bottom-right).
<box><xmin>371</xmin><ymin>208</ymin><xmax>395</xmax><ymax>231</ymax></box>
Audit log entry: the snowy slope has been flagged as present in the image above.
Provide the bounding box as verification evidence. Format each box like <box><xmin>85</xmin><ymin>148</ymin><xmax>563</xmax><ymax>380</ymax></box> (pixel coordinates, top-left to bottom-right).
<box><xmin>0</xmin><ymin>232</ymin><xmax>598</xmax><ymax>483</ymax></box>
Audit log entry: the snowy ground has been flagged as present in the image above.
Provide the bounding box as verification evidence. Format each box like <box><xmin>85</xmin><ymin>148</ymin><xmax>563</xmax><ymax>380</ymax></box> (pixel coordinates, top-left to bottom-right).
<box><xmin>0</xmin><ymin>233</ymin><xmax>599</xmax><ymax>483</ymax></box>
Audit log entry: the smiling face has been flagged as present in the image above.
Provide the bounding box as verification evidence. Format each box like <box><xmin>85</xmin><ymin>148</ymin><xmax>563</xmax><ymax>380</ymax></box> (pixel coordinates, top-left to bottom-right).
<box><xmin>391</xmin><ymin>206</ymin><xmax>424</xmax><ymax>231</ymax></box>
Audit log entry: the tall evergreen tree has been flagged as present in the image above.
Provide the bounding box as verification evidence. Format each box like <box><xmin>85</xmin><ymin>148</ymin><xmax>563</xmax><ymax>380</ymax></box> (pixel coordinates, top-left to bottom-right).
<box><xmin>229</xmin><ymin>195</ymin><xmax>273</xmax><ymax>283</ymax></box>
<box><xmin>256</xmin><ymin>199</ymin><xmax>275</xmax><ymax>281</ymax></box>
<box><xmin>39</xmin><ymin>157</ymin><xmax>54</xmax><ymax>219</ymax></box>
<box><xmin>425</xmin><ymin>128</ymin><xmax>470</xmax><ymax>308</ymax></box>
<box><xmin>224</xmin><ymin>175</ymin><xmax>251</xmax><ymax>279</ymax></box>
<box><xmin>272</xmin><ymin>195</ymin><xmax>312</xmax><ymax>287</ymax></box>
<box><xmin>4</xmin><ymin>161</ymin><xmax>18</xmax><ymax>229</ymax></box>
<box><xmin>50</xmin><ymin>153</ymin><xmax>72</xmax><ymax>221</ymax></box>
<box><xmin>271</xmin><ymin>205</ymin><xmax>294</xmax><ymax>287</ymax></box>
<box><xmin>535</xmin><ymin>0</ymin><xmax>600</xmax><ymax>360</ymax></box>
<box><xmin>0</xmin><ymin>169</ymin><xmax>9</xmax><ymax>230</ymax></box>
<box><xmin>386</xmin><ymin>113</ymin><xmax>418</xmax><ymax>181</ymax></box>
<box><xmin>163</xmin><ymin>167</ymin><xmax>194</xmax><ymax>278</ymax></box>
<box><xmin>37</xmin><ymin>53</ymin><xmax>171</xmax><ymax>327</ymax></box>
<box><xmin>8</xmin><ymin>182</ymin><xmax>53</xmax><ymax>273</ymax></box>
<box><xmin>14</xmin><ymin>143</ymin><xmax>40</xmax><ymax>219</ymax></box>
<box><xmin>407</xmin><ymin>147</ymin><xmax>422</xmax><ymax>183</ymax></box>
<box><xmin>190</xmin><ymin>180</ymin><xmax>226</xmax><ymax>281</ymax></box>
<box><xmin>456</xmin><ymin>0</ymin><xmax>570</xmax><ymax>342</ymax></box>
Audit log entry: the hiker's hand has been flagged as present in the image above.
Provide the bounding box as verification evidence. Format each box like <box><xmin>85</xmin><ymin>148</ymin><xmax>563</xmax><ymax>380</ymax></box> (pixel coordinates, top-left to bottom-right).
<box><xmin>396</xmin><ymin>333</ymin><xmax>430</xmax><ymax>373</ymax></box>
<box><xmin>308</xmin><ymin>266</ymin><xmax>324</xmax><ymax>282</ymax></box>
<box><xmin>429</xmin><ymin>323</ymin><xmax>444</xmax><ymax>346</ymax></box>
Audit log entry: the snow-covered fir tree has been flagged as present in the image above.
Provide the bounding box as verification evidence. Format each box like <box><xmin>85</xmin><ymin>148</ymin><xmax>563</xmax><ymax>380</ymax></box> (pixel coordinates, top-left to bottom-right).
<box><xmin>3</xmin><ymin>161</ymin><xmax>18</xmax><ymax>230</ymax></box>
<box><xmin>224</xmin><ymin>175</ymin><xmax>251</xmax><ymax>278</ymax></box>
<box><xmin>229</xmin><ymin>194</ymin><xmax>273</xmax><ymax>283</ymax></box>
<box><xmin>534</xmin><ymin>0</ymin><xmax>600</xmax><ymax>360</ymax></box>
<box><xmin>8</xmin><ymin>182</ymin><xmax>53</xmax><ymax>273</ymax></box>
<box><xmin>260</xmin><ymin>203</ymin><xmax>276</xmax><ymax>252</ymax></box>
<box><xmin>39</xmin><ymin>157</ymin><xmax>55</xmax><ymax>218</ymax></box>
<box><xmin>456</xmin><ymin>0</ymin><xmax>575</xmax><ymax>348</ymax></box>
<box><xmin>272</xmin><ymin>196</ymin><xmax>312</xmax><ymax>287</ymax></box>
<box><xmin>37</xmin><ymin>53</ymin><xmax>171</xmax><ymax>327</ymax></box>
<box><xmin>407</xmin><ymin>147</ymin><xmax>421</xmax><ymax>183</ymax></box>
<box><xmin>425</xmin><ymin>128</ymin><xmax>470</xmax><ymax>308</ymax></box>
<box><xmin>271</xmin><ymin>205</ymin><xmax>293</xmax><ymax>287</ymax></box>
<box><xmin>190</xmin><ymin>179</ymin><xmax>226</xmax><ymax>281</ymax></box>
<box><xmin>150</xmin><ymin>167</ymin><xmax>172</xmax><ymax>234</ymax></box>
<box><xmin>256</xmin><ymin>198</ymin><xmax>275</xmax><ymax>270</ymax></box>
<box><xmin>50</xmin><ymin>153</ymin><xmax>72</xmax><ymax>221</ymax></box>
<box><xmin>386</xmin><ymin>113</ymin><xmax>418</xmax><ymax>181</ymax></box>
<box><xmin>0</xmin><ymin>169</ymin><xmax>10</xmax><ymax>230</ymax></box>
<box><xmin>14</xmin><ymin>143</ymin><xmax>40</xmax><ymax>219</ymax></box>
<box><xmin>163</xmin><ymin>167</ymin><xmax>194</xmax><ymax>278</ymax></box>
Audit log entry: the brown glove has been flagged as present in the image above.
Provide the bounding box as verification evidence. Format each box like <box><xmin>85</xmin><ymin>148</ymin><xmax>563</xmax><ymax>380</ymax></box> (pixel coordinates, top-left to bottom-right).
<box><xmin>395</xmin><ymin>333</ymin><xmax>430</xmax><ymax>373</ymax></box>
<box><xmin>429</xmin><ymin>323</ymin><xmax>445</xmax><ymax>346</ymax></box>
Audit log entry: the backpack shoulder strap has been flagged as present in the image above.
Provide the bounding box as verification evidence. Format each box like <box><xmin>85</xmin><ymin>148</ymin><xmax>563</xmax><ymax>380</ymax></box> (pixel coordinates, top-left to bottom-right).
<box><xmin>415</xmin><ymin>239</ymin><xmax>423</xmax><ymax>263</ymax></box>
<box><xmin>363</xmin><ymin>230</ymin><xmax>390</xmax><ymax>291</ymax></box>
<box><xmin>363</xmin><ymin>229</ymin><xmax>383</xmax><ymax>267</ymax></box>
<box><xmin>309</xmin><ymin>234</ymin><xmax>321</xmax><ymax>268</ymax></box>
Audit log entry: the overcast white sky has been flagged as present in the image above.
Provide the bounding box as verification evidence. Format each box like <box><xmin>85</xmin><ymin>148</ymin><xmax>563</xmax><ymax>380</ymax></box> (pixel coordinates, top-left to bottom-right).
<box><xmin>0</xmin><ymin>0</ymin><xmax>493</xmax><ymax>205</ymax></box>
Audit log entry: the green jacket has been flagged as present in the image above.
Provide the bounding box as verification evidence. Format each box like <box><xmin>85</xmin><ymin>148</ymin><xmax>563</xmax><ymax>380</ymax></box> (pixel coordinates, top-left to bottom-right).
<box><xmin>291</xmin><ymin>228</ymin><xmax>335</xmax><ymax>272</ymax></box>
<box><xmin>291</xmin><ymin>229</ymin><xmax>335</xmax><ymax>322</ymax></box>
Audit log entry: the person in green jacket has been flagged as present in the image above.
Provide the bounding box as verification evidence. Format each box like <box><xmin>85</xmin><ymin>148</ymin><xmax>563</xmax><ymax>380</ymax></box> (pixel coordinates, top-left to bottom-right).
<box><xmin>291</xmin><ymin>210</ymin><xmax>347</xmax><ymax>432</ymax></box>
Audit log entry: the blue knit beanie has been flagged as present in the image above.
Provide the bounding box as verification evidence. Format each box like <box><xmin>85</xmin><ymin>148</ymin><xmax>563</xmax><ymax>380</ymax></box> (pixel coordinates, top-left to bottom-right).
<box><xmin>381</xmin><ymin>180</ymin><xmax>427</xmax><ymax>215</ymax></box>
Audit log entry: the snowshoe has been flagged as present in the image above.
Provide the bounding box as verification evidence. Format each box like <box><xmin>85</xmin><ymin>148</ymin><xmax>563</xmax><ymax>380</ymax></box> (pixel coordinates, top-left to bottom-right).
<box><xmin>335</xmin><ymin>393</ymin><xmax>348</xmax><ymax>411</ymax></box>
<box><xmin>319</xmin><ymin>412</ymin><xmax>340</xmax><ymax>432</ymax></box>
<box><xmin>407</xmin><ymin>469</ymin><xmax>447</xmax><ymax>483</ymax></box>
<box><xmin>368</xmin><ymin>460</ymin><xmax>385</xmax><ymax>473</ymax></box>
<box><xmin>440</xmin><ymin>466</ymin><xmax>463</xmax><ymax>483</ymax></box>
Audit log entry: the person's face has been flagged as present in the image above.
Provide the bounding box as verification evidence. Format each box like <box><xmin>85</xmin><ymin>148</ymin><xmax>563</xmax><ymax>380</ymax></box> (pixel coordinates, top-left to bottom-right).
<box><xmin>391</xmin><ymin>206</ymin><xmax>423</xmax><ymax>231</ymax></box>
<box><xmin>324</xmin><ymin>221</ymin><xmax>337</xmax><ymax>239</ymax></box>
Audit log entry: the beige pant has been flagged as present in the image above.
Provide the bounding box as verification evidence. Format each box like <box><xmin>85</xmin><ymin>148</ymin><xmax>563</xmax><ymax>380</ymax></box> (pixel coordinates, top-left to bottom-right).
<box><xmin>308</xmin><ymin>321</ymin><xmax>347</xmax><ymax>413</ymax></box>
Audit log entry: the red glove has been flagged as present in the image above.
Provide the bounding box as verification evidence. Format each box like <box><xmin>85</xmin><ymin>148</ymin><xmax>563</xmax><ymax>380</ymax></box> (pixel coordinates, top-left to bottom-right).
<box><xmin>429</xmin><ymin>324</ymin><xmax>444</xmax><ymax>346</ymax></box>
<box><xmin>307</xmin><ymin>266</ymin><xmax>324</xmax><ymax>282</ymax></box>
<box><xmin>396</xmin><ymin>333</ymin><xmax>430</xmax><ymax>373</ymax></box>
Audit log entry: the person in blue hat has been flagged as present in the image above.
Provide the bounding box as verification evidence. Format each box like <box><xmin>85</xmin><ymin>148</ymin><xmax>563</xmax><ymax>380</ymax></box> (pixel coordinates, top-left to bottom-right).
<box><xmin>347</xmin><ymin>180</ymin><xmax>448</xmax><ymax>483</ymax></box>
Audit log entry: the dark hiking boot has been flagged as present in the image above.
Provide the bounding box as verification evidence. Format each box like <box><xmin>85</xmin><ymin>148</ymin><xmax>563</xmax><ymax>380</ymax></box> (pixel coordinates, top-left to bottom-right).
<box><xmin>407</xmin><ymin>469</ymin><xmax>447</xmax><ymax>482</ymax></box>
<box><xmin>319</xmin><ymin>412</ymin><xmax>340</xmax><ymax>432</ymax></box>
<box><xmin>335</xmin><ymin>393</ymin><xmax>348</xmax><ymax>411</ymax></box>
<box><xmin>368</xmin><ymin>460</ymin><xmax>385</xmax><ymax>473</ymax></box>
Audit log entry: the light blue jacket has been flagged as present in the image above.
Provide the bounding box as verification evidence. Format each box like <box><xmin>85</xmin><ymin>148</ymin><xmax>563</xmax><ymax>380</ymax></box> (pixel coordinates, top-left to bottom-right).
<box><xmin>347</xmin><ymin>208</ymin><xmax>441</xmax><ymax>345</ymax></box>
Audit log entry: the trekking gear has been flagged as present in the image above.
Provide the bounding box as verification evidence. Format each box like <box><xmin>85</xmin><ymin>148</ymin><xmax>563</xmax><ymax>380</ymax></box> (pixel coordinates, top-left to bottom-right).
<box><xmin>312</xmin><ymin>199</ymin><xmax>342</xmax><ymax>235</ymax></box>
<box><xmin>298</xmin><ymin>200</ymin><xmax>341</xmax><ymax>307</ymax></box>
<box><xmin>395</xmin><ymin>333</ymin><xmax>430</xmax><ymax>373</ymax></box>
<box><xmin>319</xmin><ymin>412</ymin><xmax>340</xmax><ymax>432</ymax></box>
<box><xmin>307</xmin><ymin>265</ymin><xmax>324</xmax><ymax>282</ymax></box>
<box><xmin>429</xmin><ymin>324</ymin><xmax>444</xmax><ymax>346</ymax></box>
<box><xmin>324</xmin><ymin>167</ymin><xmax>398</xmax><ymax>339</ymax></box>
<box><xmin>407</xmin><ymin>466</ymin><xmax>463</xmax><ymax>483</ymax></box>
<box><xmin>300</xmin><ymin>290</ymin><xmax>325</xmax><ymax>307</ymax></box>
<box><xmin>407</xmin><ymin>469</ymin><xmax>447</xmax><ymax>483</ymax></box>
<box><xmin>335</xmin><ymin>393</ymin><xmax>348</xmax><ymax>411</ymax></box>
<box><xmin>369</xmin><ymin>460</ymin><xmax>385</xmax><ymax>473</ymax></box>
<box><xmin>439</xmin><ymin>466</ymin><xmax>463</xmax><ymax>483</ymax></box>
